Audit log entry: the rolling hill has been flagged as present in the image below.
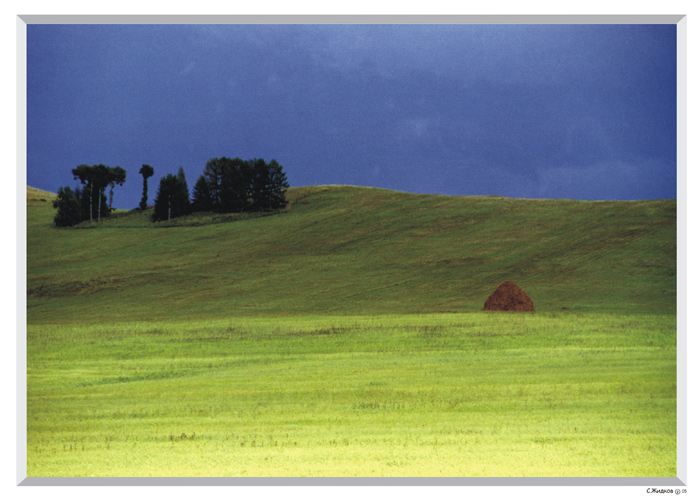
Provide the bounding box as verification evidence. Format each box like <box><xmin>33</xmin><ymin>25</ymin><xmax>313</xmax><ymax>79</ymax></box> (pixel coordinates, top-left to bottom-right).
<box><xmin>26</xmin><ymin>185</ymin><xmax>676</xmax><ymax>323</ymax></box>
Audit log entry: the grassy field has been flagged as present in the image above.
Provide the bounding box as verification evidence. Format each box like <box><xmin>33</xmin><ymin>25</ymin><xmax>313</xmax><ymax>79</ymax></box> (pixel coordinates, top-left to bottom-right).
<box><xmin>25</xmin><ymin>185</ymin><xmax>677</xmax><ymax>477</ymax></box>
<box><xmin>27</xmin><ymin>313</ymin><xmax>676</xmax><ymax>477</ymax></box>
<box><xmin>27</xmin><ymin>185</ymin><xmax>676</xmax><ymax>321</ymax></box>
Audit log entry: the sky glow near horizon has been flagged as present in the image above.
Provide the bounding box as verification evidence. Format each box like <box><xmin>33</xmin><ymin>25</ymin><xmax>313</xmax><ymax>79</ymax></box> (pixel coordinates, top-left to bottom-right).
<box><xmin>26</xmin><ymin>23</ymin><xmax>677</xmax><ymax>208</ymax></box>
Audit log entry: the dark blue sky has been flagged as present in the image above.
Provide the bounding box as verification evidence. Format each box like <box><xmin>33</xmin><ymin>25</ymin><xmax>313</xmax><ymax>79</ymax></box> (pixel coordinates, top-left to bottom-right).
<box><xmin>26</xmin><ymin>23</ymin><xmax>677</xmax><ymax>208</ymax></box>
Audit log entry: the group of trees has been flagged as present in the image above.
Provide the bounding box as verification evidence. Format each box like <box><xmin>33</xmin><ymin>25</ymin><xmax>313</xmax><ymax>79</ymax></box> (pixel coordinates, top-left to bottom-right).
<box><xmin>194</xmin><ymin>157</ymin><xmax>287</xmax><ymax>213</ymax></box>
<box><xmin>53</xmin><ymin>164</ymin><xmax>126</xmax><ymax>227</ymax></box>
<box><xmin>153</xmin><ymin>167</ymin><xmax>192</xmax><ymax>221</ymax></box>
<box><xmin>53</xmin><ymin>157</ymin><xmax>290</xmax><ymax>226</ymax></box>
<box><xmin>151</xmin><ymin>157</ymin><xmax>289</xmax><ymax>222</ymax></box>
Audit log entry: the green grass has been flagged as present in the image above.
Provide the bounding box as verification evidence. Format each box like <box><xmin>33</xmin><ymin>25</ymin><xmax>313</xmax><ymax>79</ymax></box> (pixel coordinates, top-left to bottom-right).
<box><xmin>27</xmin><ymin>313</ymin><xmax>676</xmax><ymax>477</ymax></box>
<box><xmin>25</xmin><ymin>185</ymin><xmax>677</xmax><ymax>477</ymax></box>
<box><xmin>27</xmin><ymin>185</ymin><xmax>676</xmax><ymax>322</ymax></box>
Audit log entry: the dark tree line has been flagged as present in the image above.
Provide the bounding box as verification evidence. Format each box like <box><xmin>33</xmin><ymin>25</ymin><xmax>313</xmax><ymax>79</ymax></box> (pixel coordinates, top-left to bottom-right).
<box><xmin>53</xmin><ymin>158</ymin><xmax>289</xmax><ymax>226</ymax></box>
<box><xmin>152</xmin><ymin>157</ymin><xmax>289</xmax><ymax>222</ymax></box>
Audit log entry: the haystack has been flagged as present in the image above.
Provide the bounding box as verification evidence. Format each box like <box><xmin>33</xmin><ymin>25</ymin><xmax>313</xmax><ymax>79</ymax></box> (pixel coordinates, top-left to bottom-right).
<box><xmin>483</xmin><ymin>281</ymin><xmax>535</xmax><ymax>312</ymax></box>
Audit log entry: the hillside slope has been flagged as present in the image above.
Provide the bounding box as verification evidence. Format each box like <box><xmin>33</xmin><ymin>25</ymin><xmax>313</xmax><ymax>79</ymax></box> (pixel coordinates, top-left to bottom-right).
<box><xmin>26</xmin><ymin>185</ymin><xmax>676</xmax><ymax>322</ymax></box>
<box><xmin>26</xmin><ymin>186</ymin><xmax>56</xmax><ymax>206</ymax></box>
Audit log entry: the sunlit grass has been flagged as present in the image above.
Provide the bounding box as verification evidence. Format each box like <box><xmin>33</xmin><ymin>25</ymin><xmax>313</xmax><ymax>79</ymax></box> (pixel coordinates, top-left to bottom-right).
<box><xmin>27</xmin><ymin>313</ymin><xmax>676</xmax><ymax>477</ymax></box>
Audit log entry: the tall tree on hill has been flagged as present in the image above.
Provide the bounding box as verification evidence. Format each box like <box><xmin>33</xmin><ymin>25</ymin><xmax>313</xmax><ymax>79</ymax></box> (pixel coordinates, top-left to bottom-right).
<box><xmin>152</xmin><ymin>173</ymin><xmax>191</xmax><ymax>222</ymax></box>
<box><xmin>52</xmin><ymin>186</ymin><xmax>83</xmax><ymax>227</ymax></box>
<box><xmin>139</xmin><ymin>164</ymin><xmax>154</xmax><ymax>210</ymax></box>
<box><xmin>177</xmin><ymin>166</ymin><xmax>190</xmax><ymax>203</ymax></box>
<box><xmin>107</xmin><ymin>166</ymin><xmax>127</xmax><ymax>212</ymax></box>
<box><xmin>77</xmin><ymin>185</ymin><xmax>108</xmax><ymax>223</ymax></box>
<box><xmin>71</xmin><ymin>164</ymin><xmax>95</xmax><ymax>223</ymax></box>
<box><xmin>71</xmin><ymin>164</ymin><xmax>113</xmax><ymax>224</ymax></box>
<box><xmin>249</xmin><ymin>158</ymin><xmax>289</xmax><ymax>211</ymax></box>
<box><xmin>219</xmin><ymin>157</ymin><xmax>250</xmax><ymax>213</ymax></box>
<box><xmin>92</xmin><ymin>164</ymin><xmax>112</xmax><ymax>223</ymax></box>
<box><xmin>191</xmin><ymin>174</ymin><xmax>213</xmax><ymax>212</ymax></box>
<box><xmin>264</xmin><ymin>159</ymin><xmax>289</xmax><ymax>210</ymax></box>
<box><xmin>202</xmin><ymin>157</ymin><xmax>226</xmax><ymax>210</ymax></box>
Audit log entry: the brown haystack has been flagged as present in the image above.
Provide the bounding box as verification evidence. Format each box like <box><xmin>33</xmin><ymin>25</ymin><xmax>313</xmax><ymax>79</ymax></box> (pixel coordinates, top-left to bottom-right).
<box><xmin>483</xmin><ymin>281</ymin><xmax>535</xmax><ymax>312</ymax></box>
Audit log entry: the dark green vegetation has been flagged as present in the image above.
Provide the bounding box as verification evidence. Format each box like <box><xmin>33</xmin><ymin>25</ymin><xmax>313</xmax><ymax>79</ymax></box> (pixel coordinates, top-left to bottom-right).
<box><xmin>151</xmin><ymin>157</ymin><xmax>289</xmax><ymax>222</ymax></box>
<box><xmin>26</xmin><ymin>185</ymin><xmax>676</xmax><ymax>477</ymax></box>
<box><xmin>194</xmin><ymin>157</ymin><xmax>289</xmax><ymax>215</ymax></box>
<box><xmin>138</xmin><ymin>164</ymin><xmax>154</xmax><ymax>211</ymax></box>
<box><xmin>152</xmin><ymin>169</ymin><xmax>191</xmax><ymax>222</ymax></box>
<box><xmin>29</xmin><ymin>185</ymin><xmax>676</xmax><ymax>323</ymax></box>
<box><xmin>53</xmin><ymin>164</ymin><xmax>127</xmax><ymax>226</ymax></box>
<box><xmin>54</xmin><ymin>156</ymin><xmax>289</xmax><ymax>225</ymax></box>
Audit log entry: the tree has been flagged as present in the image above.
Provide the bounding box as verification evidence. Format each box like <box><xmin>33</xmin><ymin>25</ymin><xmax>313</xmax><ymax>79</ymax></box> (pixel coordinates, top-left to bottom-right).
<box><xmin>71</xmin><ymin>164</ymin><xmax>95</xmax><ymax>223</ymax></box>
<box><xmin>139</xmin><ymin>164</ymin><xmax>154</xmax><ymax>210</ymax></box>
<box><xmin>91</xmin><ymin>164</ymin><xmax>112</xmax><ymax>223</ymax></box>
<box><xmin>152</xmin><ymin>173</ymin><xmax>191</xmax><ymax>222</ymax></box>
<box><xmin>107</xmin><ymin>166</ymin><xmax>127</xmax><ymax>212</ymax></box>
<box><xmin>191</xmin><ymin>174</ymin><xmax>213</xmax><ymax>212</ymax></box>
<box><xmin>219</xmin><ymin>157</ymin><xmax>250</xmax><ymax>213</ymax></box>
<box><xmin>202</xmin><ymin>158</ymin><xmax>226</xmax><ymax>210</ymax></box>
<box><xmin>176</xmin><ymin>167</ymin><xmax>190</xmax><ymax>206</ymax></box>
<box><xmin>248</xmin><ymin>158</ymin><xmax>289</xmax><ymax>211</ymax></box>
<box><xmin>262</xmin><ymin>159</ymin><xmax>289</xmax><ymax>210</ymax></box>
<box><xmin>71</xmin><ymin>163</ymin><xmax>113</xmax><ymax>224</ymax></box>
<box><xmin>52</xmin><ymin>186</ymin><xmax>82</xmax><ymax>227</ymax></box>
<box><xmin>77</xmin><ymin>183</ymin><xmax>108</xmax><ymax>223</ymax></box>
